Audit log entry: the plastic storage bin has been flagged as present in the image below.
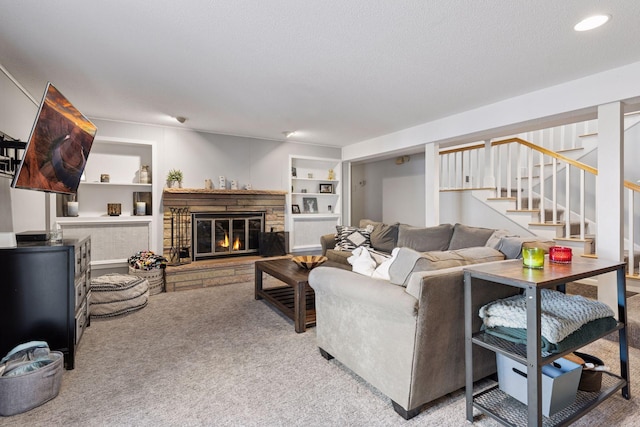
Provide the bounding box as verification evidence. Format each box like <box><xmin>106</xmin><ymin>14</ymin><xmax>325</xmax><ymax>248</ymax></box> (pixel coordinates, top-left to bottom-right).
<box><xmin>0</xmin><ymin>351</ymin><xmax>63</xmax><ymax>416</ymax></box>
<box><xmin>497</xmin><ymin>353</ymin><xmax>582</xmax><ymax>416</ymax></box>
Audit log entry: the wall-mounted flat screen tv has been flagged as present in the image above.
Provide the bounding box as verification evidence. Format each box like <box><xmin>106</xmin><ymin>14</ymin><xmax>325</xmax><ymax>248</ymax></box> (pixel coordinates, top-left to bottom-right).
<box><xmin>11</xmin><ymin>82</ymin><xmax>97</xmax><ymax>194</ymax></box>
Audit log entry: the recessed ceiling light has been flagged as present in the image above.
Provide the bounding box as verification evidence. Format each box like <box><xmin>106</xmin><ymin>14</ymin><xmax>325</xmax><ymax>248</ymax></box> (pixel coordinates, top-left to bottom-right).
<box><xmin>574</xmin><ymin>14</ymin><xmax>611</xmax><ymax>32</ymax></box>
<box><xmin>283</xmin><ymin>131</ymin><xmax>297</xmax><ymax>138</ymax></box>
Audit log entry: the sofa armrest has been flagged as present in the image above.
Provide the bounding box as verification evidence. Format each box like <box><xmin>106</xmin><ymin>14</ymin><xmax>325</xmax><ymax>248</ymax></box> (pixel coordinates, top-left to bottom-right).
<box><xmin>309</xmin><ymin>267</ymin><xmax>418</xmax><ymax>318</ymax></box>
<box><xmin>320</xmin><ymin>233</ymin><xmax>337</xmax><ymax>256</ymax></box>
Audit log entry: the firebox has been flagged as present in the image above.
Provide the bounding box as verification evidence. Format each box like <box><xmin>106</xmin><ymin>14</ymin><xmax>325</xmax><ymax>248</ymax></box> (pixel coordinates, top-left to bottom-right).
<box><xmin>192</xmin><ymin>212</ymin><xmax>265</xmax><ymax>261</ymax></box>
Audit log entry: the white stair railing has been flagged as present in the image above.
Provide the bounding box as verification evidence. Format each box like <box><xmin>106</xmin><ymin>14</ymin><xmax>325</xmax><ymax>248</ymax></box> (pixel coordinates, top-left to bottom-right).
<box><xmin>441</xmin><ymin>137</ymin><xmax>597</xmax><ymax>240</ymax></box>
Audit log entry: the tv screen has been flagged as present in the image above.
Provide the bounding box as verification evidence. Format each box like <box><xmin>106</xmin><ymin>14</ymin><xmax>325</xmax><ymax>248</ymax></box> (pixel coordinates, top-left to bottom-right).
<box><xmin>11</xmin><ymin>82</ymin><xmax>97</xmax><ymax>194</ymax></box>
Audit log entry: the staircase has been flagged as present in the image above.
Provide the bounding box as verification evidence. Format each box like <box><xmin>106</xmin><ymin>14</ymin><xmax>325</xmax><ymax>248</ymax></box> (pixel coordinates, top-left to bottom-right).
<box><xmin>439</xmin><ymin>120</ymin><xmax>640</xmax><ymax>288</ymax></box>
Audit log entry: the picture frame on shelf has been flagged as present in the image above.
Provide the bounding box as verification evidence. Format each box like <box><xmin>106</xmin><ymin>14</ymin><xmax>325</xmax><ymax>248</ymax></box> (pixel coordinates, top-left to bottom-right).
<box><xmin>319</xmin><ymin>183</ymin><xmax>333</xmax><ymax>194</ymax></box>
<box><xmin>302</xmin><ymin>197</ymin><xmax>318</xmax><ymax>213</ymax></box>
<box><xmin>292</xmin><ymin>204</ymin><xmax>301</xmax><ymax>214</ymax></box>
<box><xmin>291</xmin><ymin>167</ymin><xmax>297</xmax><ymax>177</ymax></box>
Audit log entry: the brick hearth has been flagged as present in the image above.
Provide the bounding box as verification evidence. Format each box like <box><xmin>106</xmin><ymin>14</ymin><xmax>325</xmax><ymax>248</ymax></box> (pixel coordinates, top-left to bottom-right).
<box><xmin>164</xmin><ymin>255</ymin><xmax>290</xmax><ymax>292</ymax></box>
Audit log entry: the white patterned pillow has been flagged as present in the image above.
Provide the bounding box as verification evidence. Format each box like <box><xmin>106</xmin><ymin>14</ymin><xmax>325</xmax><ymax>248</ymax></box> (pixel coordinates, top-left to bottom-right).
<box><xmin>335</xmin><ymin>224</ymin><xmax>374</xmax><ymax>251</ymax></box>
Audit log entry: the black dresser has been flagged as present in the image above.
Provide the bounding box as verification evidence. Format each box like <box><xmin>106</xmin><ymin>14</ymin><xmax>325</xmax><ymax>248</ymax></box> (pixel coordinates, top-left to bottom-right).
<box><xmin>0</xmin><ymin>236</ymin><xmax>91</xmax><ymax>369</ymax></box>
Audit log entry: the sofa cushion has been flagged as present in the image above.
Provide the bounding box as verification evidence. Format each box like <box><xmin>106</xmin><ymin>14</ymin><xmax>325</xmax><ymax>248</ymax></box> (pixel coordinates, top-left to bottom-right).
<box><xmin>485</xmin><ymin>229</ymin><xmax>517</xmax><ymax>249</ymax></box>
<box><xmin>335</xmin><ymin>224</ymin><xmax>373</xmax><ymax>251</ymax></box>
<box><xmin>389</xmin><ymin>246</ymin><xmax>505</xmax><ymax>286</ymax></box>
<box><xmin>397</xmin><ymin>223</ymin><xmax>453</xmax><ymax>252</ymax></box>
<box><xmin>358</xmin><ymin>219</ymin><xmax>399</xmax><ymax>253</ymax></box>
<box><xmin>325</xmin><ymin>248</ymin><xmax>352</xmax><ymax>264</ymax></box>
<box><xmin>448</xmin><ymin>223</ymin><xmax>495</xmax><ymax>250</ymax></box>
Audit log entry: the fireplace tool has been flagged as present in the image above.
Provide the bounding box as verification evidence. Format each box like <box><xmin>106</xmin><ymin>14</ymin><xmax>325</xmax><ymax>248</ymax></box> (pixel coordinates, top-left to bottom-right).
<box><xmin>169</xmin><ymin>207</ymin><xmax>191</xmax><ymax>265</ymax></box>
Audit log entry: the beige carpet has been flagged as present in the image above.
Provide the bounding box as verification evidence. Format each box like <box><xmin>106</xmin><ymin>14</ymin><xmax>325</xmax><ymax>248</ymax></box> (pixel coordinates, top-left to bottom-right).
<box><xmin>1</xmin><ymin>281</ymin><xmax>639</xmax><ymax>426</ymax></box>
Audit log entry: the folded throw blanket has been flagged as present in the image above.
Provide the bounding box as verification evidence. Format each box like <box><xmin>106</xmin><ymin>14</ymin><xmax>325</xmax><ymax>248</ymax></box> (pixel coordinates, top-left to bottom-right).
<box><xmin>483</xmin><ymin>316</ymin><xmax>617</xmax><ymax>354</ymax></box>
<box><xmin>479</xmin><ymin>289</ymin><xmax>615</xmax><ymax>343</ymax></box>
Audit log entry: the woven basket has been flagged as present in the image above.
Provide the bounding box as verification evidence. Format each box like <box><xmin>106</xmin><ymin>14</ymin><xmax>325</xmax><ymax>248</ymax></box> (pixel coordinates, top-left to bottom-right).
<box><xmin>128</xmin><ymin>266</ymin><xmax>164</xmax><ymax>295</ymax></box>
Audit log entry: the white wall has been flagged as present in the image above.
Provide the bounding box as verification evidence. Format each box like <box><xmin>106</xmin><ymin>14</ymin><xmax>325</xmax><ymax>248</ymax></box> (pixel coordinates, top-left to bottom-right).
<box><xmin>352</xmin><ymin>153</ymin><xmax>425</xmax><ymax>226</ymax></box>
<box><xmin>440</xmin><ymin>191</ymin><xmax>534</xmax><ymax>235</ymax></box>
<box><xmin>0</xmin><ymin>70</ymin><xmax>43</xmax><ymax>233</ymax></box>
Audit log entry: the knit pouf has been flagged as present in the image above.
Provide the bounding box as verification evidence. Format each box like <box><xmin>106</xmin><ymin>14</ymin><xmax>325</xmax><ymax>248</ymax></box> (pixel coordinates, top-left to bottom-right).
<box><xmin>90</xmin><ymin>274</ymin><xmax>149</xmax><ymax>319</ymax></box>
<box><xmin>128</xmin><ymin>266</ymin><xmax>164</xmax><ymax>295</ymax></box>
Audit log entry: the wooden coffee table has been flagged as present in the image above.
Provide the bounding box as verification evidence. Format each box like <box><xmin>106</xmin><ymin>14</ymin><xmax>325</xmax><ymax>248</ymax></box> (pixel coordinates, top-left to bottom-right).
<box><xmin>255</xmin><ymin>258</ymin><xmax>347</xmax><ymax>333</ymax></box>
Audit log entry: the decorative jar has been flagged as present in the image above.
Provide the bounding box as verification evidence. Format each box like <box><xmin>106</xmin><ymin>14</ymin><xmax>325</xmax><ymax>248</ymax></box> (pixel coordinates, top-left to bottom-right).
<box><xmin>139</xmin><ymin>165</ymin><xmax>150</xmax><ymax>184</ymax></box>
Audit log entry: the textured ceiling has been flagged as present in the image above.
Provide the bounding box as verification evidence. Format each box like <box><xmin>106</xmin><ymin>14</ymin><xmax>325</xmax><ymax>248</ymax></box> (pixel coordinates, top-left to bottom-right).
<box><xmin>2</xmin><ymin>1</ymin><xmax>640</xmax><ymax>147</ymax></box>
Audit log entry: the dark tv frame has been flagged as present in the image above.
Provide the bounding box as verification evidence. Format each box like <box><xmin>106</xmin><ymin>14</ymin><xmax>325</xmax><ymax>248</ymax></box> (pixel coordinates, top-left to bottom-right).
<box><xmin>11</xmin><ymin>82</ymin><xmax>97</xmax><ymax>195</ymax></box>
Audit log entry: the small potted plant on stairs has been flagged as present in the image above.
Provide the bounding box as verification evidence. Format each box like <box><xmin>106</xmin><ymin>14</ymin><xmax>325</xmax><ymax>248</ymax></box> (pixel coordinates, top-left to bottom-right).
<box><xmin>166</xmin><ymin>169</ymin><xmax>183</xmax><ymax>188</ymax></box>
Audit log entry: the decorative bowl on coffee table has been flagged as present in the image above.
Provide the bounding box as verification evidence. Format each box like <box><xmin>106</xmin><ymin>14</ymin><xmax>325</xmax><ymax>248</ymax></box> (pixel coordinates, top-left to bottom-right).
<box><xmin>292</xmin><ymin>255</ymin><xmax>327</xmax><ymax>270</ymax></box>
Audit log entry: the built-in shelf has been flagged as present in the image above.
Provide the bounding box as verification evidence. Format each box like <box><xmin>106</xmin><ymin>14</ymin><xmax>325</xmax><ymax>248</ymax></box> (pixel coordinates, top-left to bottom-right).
<box><xmin>56</xmin><ymin>216</ymin><xmax>153</xmax><ymax>225</ymax></box>
<box><xmin>291</xmin><ymin>213</ymin><xmax>340</xmax><ymax>219</ymax></box>
<box><xmin>292</xmin><ymin>178</ymin><xmax>339</xmax><ymax>182</ymax></box>
<box><xmin>55</xmin><ymin>136</ymin><xmax>160</xmax><ymax>266</ymax></box>
<box><xmin>291</xmin><ymin>192</ymin><xmax>339</xmax><ymax>196</ymax></box>
<box><xmin>80</xmin><ymin>182</ymin><xmax>152</xmax><ymax>188</ymax></box>
<box><xmin>288</xmin><ymin>155</ymin><xmax>342</xmax><ymax>253</ymax></box>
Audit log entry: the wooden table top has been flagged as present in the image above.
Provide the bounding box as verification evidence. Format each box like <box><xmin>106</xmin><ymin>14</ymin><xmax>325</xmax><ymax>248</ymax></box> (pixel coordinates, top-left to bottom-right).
<box><xmin>464</xmin><ymin>256</ymin><xmax>625</xmax><ymax>289</ymax></box>
<box><xmin>256</xmin><ymin>258</ymin><xmax>349</xmax><ymax>284</ymax></box>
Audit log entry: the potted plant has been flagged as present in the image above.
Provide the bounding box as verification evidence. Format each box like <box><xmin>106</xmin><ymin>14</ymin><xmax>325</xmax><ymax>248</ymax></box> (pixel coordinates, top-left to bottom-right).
<box><xmin>166</xmin><ymin>169</ymin><xmax>183</xmax><ymax>188</ymax></box>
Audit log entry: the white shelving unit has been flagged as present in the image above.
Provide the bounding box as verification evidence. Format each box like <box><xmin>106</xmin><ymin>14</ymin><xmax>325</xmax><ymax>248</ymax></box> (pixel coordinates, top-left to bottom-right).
<box><xmin>56</xmin><ymin>136</ymin><xmax>158</xmax><ymax>273</ymax></box>
<box><xmin>288</xmin><ymin>155</ymin><xmax>341</xmax><ymax>253</ymax></box>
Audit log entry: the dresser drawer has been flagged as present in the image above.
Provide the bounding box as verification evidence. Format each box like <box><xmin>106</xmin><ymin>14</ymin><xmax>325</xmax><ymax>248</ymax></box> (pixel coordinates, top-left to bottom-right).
<box><xmin>75</xmin><ymin>300</ymin><xmax>88</xmax><ymax>345</ymax></box>
<box><xmin>74</xmin><ymin>274</ymin><xmax>86</xmax><ymax>311</ymax></box>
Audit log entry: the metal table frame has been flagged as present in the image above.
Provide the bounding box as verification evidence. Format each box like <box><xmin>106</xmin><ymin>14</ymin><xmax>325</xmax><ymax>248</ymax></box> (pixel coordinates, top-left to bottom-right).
<box><xmin>464</xmin><ymin>257</ymin><xmax>630</xmax><ymax>426</ymax></box>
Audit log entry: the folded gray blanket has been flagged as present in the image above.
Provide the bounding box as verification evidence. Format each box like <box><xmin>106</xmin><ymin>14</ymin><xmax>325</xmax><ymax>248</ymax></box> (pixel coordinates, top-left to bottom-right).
<box><xmin>483</xmin><ymin>316</ymin><xmax>618</xmax><ymax>354</ymax></box>
<box><xmin>479</xmin><ymin>289</ymin><xmax>615</xmax><ymax>343</ymax></box>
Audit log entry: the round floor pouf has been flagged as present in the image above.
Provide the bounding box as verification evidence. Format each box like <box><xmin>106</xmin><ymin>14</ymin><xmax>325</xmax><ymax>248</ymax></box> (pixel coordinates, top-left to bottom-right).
<box><xmin>128</xmin><ymin>266</ymin><xmax>164</xmax><ymax>295</ymax></box>
<box><xmin>90</xmin><ymin>274</ymin><xmax>149</xmax><ymax>319</ymax></box>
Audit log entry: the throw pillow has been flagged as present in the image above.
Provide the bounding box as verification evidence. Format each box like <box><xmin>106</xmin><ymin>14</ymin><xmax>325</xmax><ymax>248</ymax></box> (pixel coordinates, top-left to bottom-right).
<box><xmin>497</xmin><ymin>236</ymin><xmax>555</xmax><ymax>259</ymax></box>
<box><xmin>347</xmin><ymin>247</ymin><xmax>396</xmax><ymax>280</ymax></box>
<box><xmin>372</xmin><ymin>247</ymin><xmax>400</xmax><ymax>280</ymax></box>
<box><xmin>485</xmin><ymin>229</ymin><xmax>517</xmax><ymax>250</ymax></box>
<box><xmin>347</xmin><ymin>246</ymin><xmax>377</xmax><ymax>276</ymax></box>
<box><xmin>335</xmin><ymin>224</ymin><xmax>373</xmax><ymax>251</ymax></box>
<box><xmin>396</xmin><ymin>223</ymin><xmax>454</xmax><ymax>252</ymax></box>
<box><xmin>447</xmin><ymin>223</ymin><xmax>496</xmax><ymax>250</ymax></box>
<box><xmin>369</xmin><ymin>222</ymin><xmax>399</xmax><ymax>253</ymax></box>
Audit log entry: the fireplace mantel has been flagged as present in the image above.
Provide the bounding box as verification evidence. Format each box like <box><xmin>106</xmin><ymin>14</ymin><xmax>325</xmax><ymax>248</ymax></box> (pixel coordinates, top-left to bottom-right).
<box><xmin>163</xmin><ymin>188</ymin><xmax>288</xmax><ymax>197</ymax></box>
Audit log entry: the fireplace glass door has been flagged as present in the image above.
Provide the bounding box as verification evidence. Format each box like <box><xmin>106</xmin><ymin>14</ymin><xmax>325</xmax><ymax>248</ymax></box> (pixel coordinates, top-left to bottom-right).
<box><xmin>193</xmin><ymin>213</ymin><xmax>264</xmax><ymax>260</ymax></box>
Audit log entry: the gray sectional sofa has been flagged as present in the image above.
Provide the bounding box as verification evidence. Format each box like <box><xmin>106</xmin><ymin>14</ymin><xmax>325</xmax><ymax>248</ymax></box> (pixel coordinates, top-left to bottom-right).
<box><xmin>310</xmin><ymin>221</ymin><xmax>553</xmax><ymax>419</ymax></box>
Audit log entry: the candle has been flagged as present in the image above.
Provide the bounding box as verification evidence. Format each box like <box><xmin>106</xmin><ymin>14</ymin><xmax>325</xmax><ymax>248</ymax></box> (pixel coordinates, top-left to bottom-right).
<box><xmin>549</xmin><ymin>246</ymin><xmax>572</xmax><ymax>263</ymax></box>
<box><xmin>522</xmin><ymin>247</ymin><xmax>545</xmax><ymax>269</ymax></box>
<box><xmin>67</xmin><ymin>201</ymin><xmax>79</xmax><ymax>217</ymax></box>
<box><xmin>136</xmin><ymin>202</ymin><xmax>146</xmax><ymax>216</ymax></box>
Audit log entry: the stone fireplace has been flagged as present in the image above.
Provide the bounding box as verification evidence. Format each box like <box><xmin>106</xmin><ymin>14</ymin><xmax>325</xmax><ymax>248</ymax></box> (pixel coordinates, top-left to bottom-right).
<box><xmin>162</xmin><ymin>188</ymin><xmax>287</xmax><ymax>264</ymax></box>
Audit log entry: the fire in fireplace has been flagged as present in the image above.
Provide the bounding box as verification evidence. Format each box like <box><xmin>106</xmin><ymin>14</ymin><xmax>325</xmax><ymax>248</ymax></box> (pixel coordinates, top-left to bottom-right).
<box><xmin>192</xmin><ymin>212</ymin><xmax>264</xmax><ymax>260</ymax></box>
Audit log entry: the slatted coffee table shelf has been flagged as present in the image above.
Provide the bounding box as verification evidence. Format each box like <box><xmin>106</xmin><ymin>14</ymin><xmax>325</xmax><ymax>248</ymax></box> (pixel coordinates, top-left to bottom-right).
<box><xmin>254</xmin><ymin>258</ymin><xmax>348</xmax><ymax>333</ymax></box>
<box><xmin>259</xmin><ymin>285</ymin><xmax>316</xmax><ymax>329</ymax></box>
